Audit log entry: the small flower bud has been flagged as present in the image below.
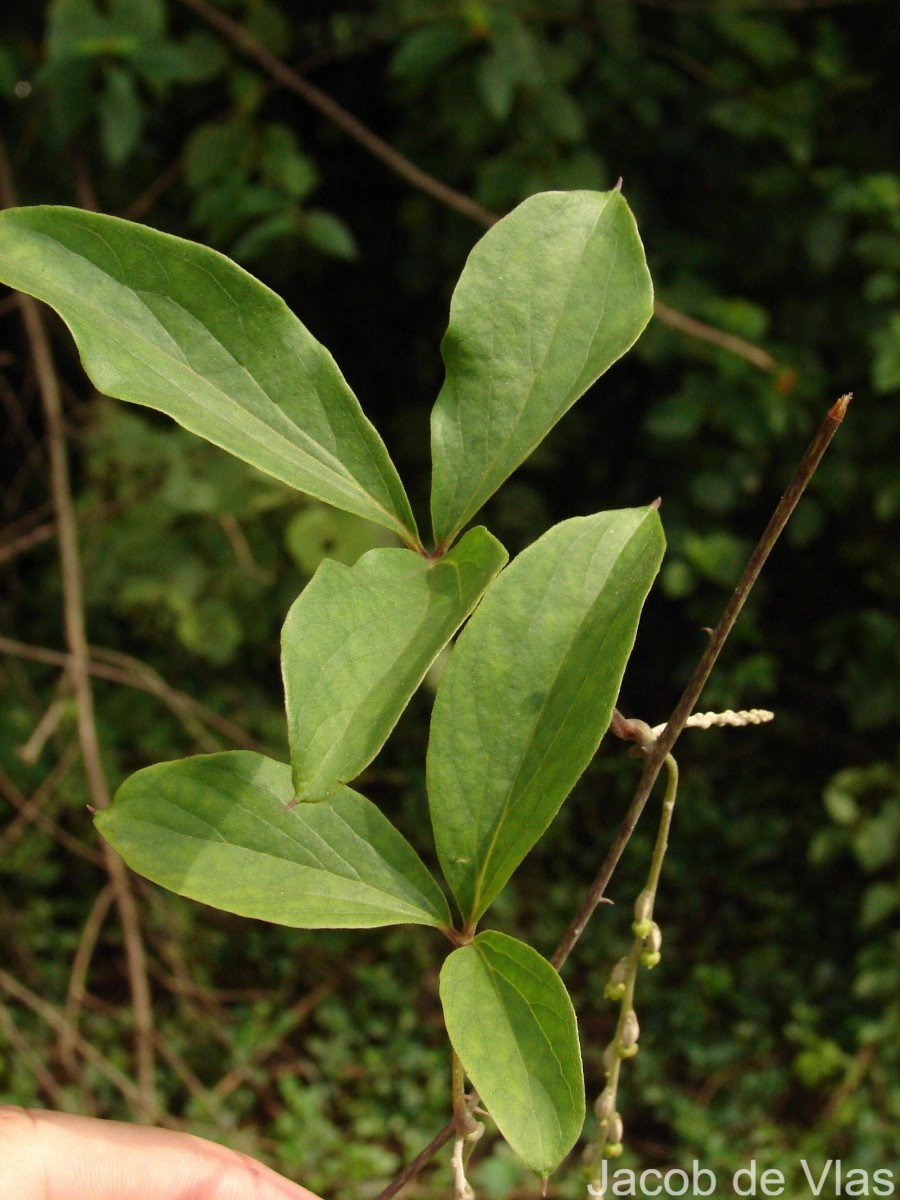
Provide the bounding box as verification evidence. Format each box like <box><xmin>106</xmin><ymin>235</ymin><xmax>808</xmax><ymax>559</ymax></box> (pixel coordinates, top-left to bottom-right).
<box><xmin>633</xmin><ymin>890</ymin><xmax>653</xmax><ymax>923</ymax></box>
<box><xmin>640</xmin><ymin>949</ymin><xmax>662</xmax><ymax>969</ymax></box>
<box><xmin>594</xmin><ymin>1087</ymin><xmax>616</xmax><ymax>1122</ymax></box>
<box><xmin>632</xmin><ymin>918</ymin><xmax>654</xmax><ymax>939</ymax></box>
<box><xmin>608</xmin><ymin>1112</ymin><xmax>624</xmax><ymax>1144</ymax></box>
<box><xmin>604</xmin><ymin>1141</ymin><xmax>624</xmax><ymax>1159</ymax></box>
<box><xmin>621</xmin><ymin>1010</ymin><xmax>640</xmax><ymax>1047</ymax></box>
<box><xmin>620</xmin><ymin>1043</ymin><xmax>639</xmax><ymax>1059</ymax></box>
<box><xmin>602</xmin><ymin>1041</ymin><xmax>618</xmax><ymax>1071</ymax></box>
<box><xmin>610</xmin><ymin>956</ymin><xmax>629</xmax><ymax>986</ymax></box>
<box><xmin>604</xmin><ymin>981</ymin><xmax>626</xmax><ymax>1002</ymax></box>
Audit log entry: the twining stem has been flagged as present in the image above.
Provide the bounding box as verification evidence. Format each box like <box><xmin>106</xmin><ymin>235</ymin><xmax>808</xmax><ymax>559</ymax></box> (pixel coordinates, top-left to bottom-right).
<box><xmin>180</xmin><ymin>0</ymin><xmax>778</xmax><ymax>374</ymax></box>
<box><xmin>450</xmin><ymin>1049</ymin><xmax>483</xmax><ymax>1198</ymax></box>
<box><xmin>372</xmin><ymin>1121</ymin><xmax>456</xmax><ymax>1200</ymax></box>
<box><xmin>451</xmin><ymin>1049</ymin><xmax>476</xmax><ymax>1136</ymax></box>
<box><xmin>179</xmin><ymin>0</ymin><xmax>497</xmax><ymax>229</ymax></box>
<box><xmin>591</xmin><ymin>754</ymin><xmax>678</xmax><ymax>1184</ymax></box>
<box><xmin>375</xmin><ymin>395</ymin><xmax>849</xmax><ymax>1197</ymax></box>
<box><xmin>551</xmin><ymin>394</ymin><xmax>851</xmax><ymax>972</ymax></box>
<box><xmin>0</xmin><ymin>137</ymin><xmax>157</xmax><ymax>1121</ymax></box>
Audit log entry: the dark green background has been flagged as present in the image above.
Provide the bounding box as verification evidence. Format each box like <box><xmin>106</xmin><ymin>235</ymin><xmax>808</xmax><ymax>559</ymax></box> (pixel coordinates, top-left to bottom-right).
<box><xmin>1</xmin><ymin>2</ymin><xmax>897</xmax><ymax>1196</ymax></box>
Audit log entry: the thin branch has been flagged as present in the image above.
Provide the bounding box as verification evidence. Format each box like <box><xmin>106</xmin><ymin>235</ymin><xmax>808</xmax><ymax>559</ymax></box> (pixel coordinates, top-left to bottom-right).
<box><xmin>120</xmin><ymin>159</ymin><xmax>184</xmax><ymax>222</ymax></box>
<box><xmin>0</xmin><ymin>137</ymin><xmax>157</xmax><ymax>1121</ymax></box>
<box><xmin>0</xmin><ymin>1000</ymin><xmax>68</xmax><ymax>1108</ymax></box>
<box><xmin>551</xmin><ymin>394</ymin><xmax>852</xmax><ymax>971</ymax></box>
<box><xmin>0</xmin><ymin>517</ymin><xmax>64</xmax><ymax>565</ymax></box>
<box><xmin>372</xmin><ymin>1118</ymin><xmax>456</xmax><ymax>1200</ymax></box>
<box><xmin>0</xmin><ymin>635</ymin><xmax>269</xmax><ymax>754</ymax></box>
<box><xmin>178</xmin><ymin>0</ymin><xmax>497</xmax><ymax>228</ymax></box>
<box><xmin>0</xmin><ymin>749</ymin><xmax>103</xmax><ymax>866</ymax></box>
<box><xmin>0</xmin><ymin>968</ymin><xmax>179</xmax><ymax>1122</ymax></box>
<box><xmin>375</xmin><ymin>395</ymin><xmax>850</xmax><ymax>1195</ymax></box>
<box><xmin>653</xmin><ymin>299</ymin><xmax>776</xmax><ymax>372</ymax></box>
<box><xmin>16</xmin><ymin>675</ymin><xmax>71</xmax><ymax>765</ymax></box>
<box><xmin>178</xmin><ymin>0</ymin><xmax>778</xmax><ymax>375</ymax></box>
<box><xmin>61</xmin><ymin>882</ymin><xmax>117</xmax><ymax>1075</ymax></box>
<box><xmin>0</xmin><ymin>501</ymin><xmax>127</xmax><ymax>568</ymax></box>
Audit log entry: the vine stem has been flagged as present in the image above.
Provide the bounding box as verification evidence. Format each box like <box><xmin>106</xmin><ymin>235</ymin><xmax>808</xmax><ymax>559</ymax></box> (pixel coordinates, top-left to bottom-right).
<box><xmin>178</xmin><ymin>0</ymin><xmax>497</xmax><ymax>229</ymax></box>
<box><xmin>180</xmin><ymin>0</ymin><xmax>778</xmax><ymax>375</ymax></box>
<box><xmin>591</xmin><ymin>754</ymin><xmax>678</xmax><ymax>1181</ymax></box>
<box><xmin>373</xmin><ymin>394</ymin><xmax>849</xmax><ymax>1195</ymax></box>
<box><xmin>0</xmin><ymin>137</ymin><xmax>157</xmax><ymax>1121</ymax></box>
<box><xmin>550</xmin><ymin>393</ymin><xmax>851</xmax><ymax>972</ymax></box>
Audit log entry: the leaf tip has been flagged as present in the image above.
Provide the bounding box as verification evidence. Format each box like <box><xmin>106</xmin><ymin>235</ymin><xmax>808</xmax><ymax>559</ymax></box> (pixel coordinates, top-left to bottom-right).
<box><xmin>650</xmin><ymin>496</ymin><xmax>662</xmax><ymax>510</ymax></box>
<box><xmin>614</xmin><ymin>176</ymin><xmax>624</xmax><ymax>192</ymax></box>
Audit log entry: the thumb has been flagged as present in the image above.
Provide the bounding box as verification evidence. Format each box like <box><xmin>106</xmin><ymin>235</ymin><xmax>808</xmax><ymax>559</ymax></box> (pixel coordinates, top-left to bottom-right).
<box><xmin>0</xmin><ymin>1107</ymin><xmax>324</xmax><ymax>1200</ymax></box>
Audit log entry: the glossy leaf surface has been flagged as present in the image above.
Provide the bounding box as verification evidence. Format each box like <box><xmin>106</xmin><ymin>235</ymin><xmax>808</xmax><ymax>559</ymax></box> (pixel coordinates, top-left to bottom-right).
<box><xmin>429</xmin><ymin>508</ymin><xmax>664</xmax><ymax>922</ymax></box>
<box><xmin>95</xmin><ymin>752</ymin><xmax>451</xmax><ymax>930</ymax></box>
<box><xmin>430</xmin><ymin>189</ymin><xmax>653</xmax><ymax>545</ymax></box>
<box><xmin>0</xmin><ymin>206</ymin><xmax>418</xmax><ymax>541</ymax></box>
<box><xmin>283</xmin><ymin>527</ymin><xmax>507</xmax><ymax>802</ymax></box>
<box><xmin>440</xmin><ymin>931</ymin><xmax>584</xmax><ymax>1176</ymax></box>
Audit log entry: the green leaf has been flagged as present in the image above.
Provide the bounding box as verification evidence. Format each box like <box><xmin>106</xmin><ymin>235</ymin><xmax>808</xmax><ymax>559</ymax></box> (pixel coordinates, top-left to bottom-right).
<box><xmin>428</xmin><ymin>508</ymin><xmax>664</xmax><ymax>922</ymax></box>
<box><xmin>0</xmin><ymin>206</ymin><xmax>419</xmax><ymax>543</ymax></box>
<box><xmin>302</xmin><ymin>210</ymin><xmax>358</xmax><ymax>261</ymax></box>
<box><xmin>285</xmin><ymin>503</ymin><xmax>395</xmax><ymax>573</ymax></box>
<box><xmin>283</xmin><ymin>527</ymin><xmax>507</xmax><ymax>802</ymax></box>
<box><xmin>440</xmin><ymin>931</ymin><xmax>584</xmax><ymax>1176</ymax></box>
<box><xmin>389</xmin><ymin>24</ymin><xmax>469</xmax><ymax>83</ymax></box>
<box><xmin>98</xmin><ymin>65</ymin><xmax>143</xmax><ymax>164</ymax></box>
<box><xmin>95</xmin><ymin>752</ymin><xmax>452</xmax><ymax>930</ymax></box>
<box><xmin>430</xmin><ymin>190</ymin><xmax>653</xmax><ymax>546</ymax></box>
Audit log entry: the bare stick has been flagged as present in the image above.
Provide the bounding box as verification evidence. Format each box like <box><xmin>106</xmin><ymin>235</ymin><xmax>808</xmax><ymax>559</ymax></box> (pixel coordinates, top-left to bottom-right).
<box><xmin>0</xmin><ymin>765</ymin><xmax>104</xmax><ymax>868</ymax></box>
<box><xmin>178</xmin><ymin>0</ymin><xmax>775</xmax><ymax>375</ymax></box>
<box><xmin>179</xmin><ymin>0</ymin><xmax>497</xmax><ymax>228</ymax></box>
<box><xmin>0</xmin><ymin>968</ymin><xmax>180</xmax><ymax>1123</ymax></box>
<box><xmin>551</xmin><ymin>394</ymin><xmax>852</xmax><ymax>971</ymax></box>
<box><xmin>0</xmin><ymin>635</ymin><xmax>269</xmax><ymax>754</ymax></box>
<box><xmin>0</xmin><ymin>744</ymin><xmax>81</xmax><ymax>854</ymax></box>
<box><xmin>653</xmin><ymin>299</ymin><xmax>776</xmax><ymax>371</ymax></box>
<box><xmin>374</xmin><ymin>395</ymin><xmax>850</xmax><ymax>1196</ymax></box>
<box><xmin>372</xmin><ymin>1117</ymin><xmax>456</xmax><ymax>1200</ymax></box>
<box><xmin>61</xmin><ymin>882</ymin><xmax>116</xmax><ymax>1074</ymax></box>
<box><xmin>0</xmin><ymin>136</ymin><xmax>157</xmax><ymax>1121</ymax></box>
<box><xmin>0</xmin><ymin>1000</ymin><xmax>68</xmax><ymax>1108</ymax></box>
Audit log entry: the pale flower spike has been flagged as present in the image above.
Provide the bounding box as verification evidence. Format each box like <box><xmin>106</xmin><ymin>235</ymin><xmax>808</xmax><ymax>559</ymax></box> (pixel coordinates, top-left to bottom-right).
<box><xmin>650</xmin><ymin>708</ymin><xmax>774</xmax><ymax>738</ymax></box>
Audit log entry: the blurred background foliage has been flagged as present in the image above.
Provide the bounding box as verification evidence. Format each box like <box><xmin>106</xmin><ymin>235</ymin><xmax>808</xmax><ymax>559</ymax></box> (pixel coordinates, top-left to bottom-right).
<box><xmin>1</xmin><ymin>1</ymin><xmax>898</xmax><ymax>1196</ymax></box>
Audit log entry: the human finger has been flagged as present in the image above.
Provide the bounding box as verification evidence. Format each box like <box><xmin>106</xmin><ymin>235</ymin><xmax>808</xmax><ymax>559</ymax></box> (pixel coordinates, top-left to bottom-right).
<box><xmin>0</xmin><ymin>1106</ymin><xmax>324</xmax><ymax>1200</ymax></box>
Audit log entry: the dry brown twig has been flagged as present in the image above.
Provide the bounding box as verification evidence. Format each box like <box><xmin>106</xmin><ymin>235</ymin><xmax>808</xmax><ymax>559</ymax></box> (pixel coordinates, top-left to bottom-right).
<box><xmin>0</xmin><ymin>744</ymin><xmax>77</xmax><ymax>849</ymax></box>
<box><xmin>0</xmin><ymin>137</ymin><xmax>157</xmax><ymax>1122</ymax></box>
<box><xmin>0</xmin><ymin>1000</ymin><xmax>68</xmax><ymax>1108</ymax></box>
<box><xmin>0</xmin><ymin>635</ymin><xmax>269</xmax><ymax>754</ymax></box>
<box><xmin>61</xmin><ymin>882</ymin><xmax>117</xmax><ymax>1075</ymax></box>
<box><xmin>0</xmin><ymin>968</ymin><xmax>182</xmax><ymax>1124</ymax></box>
<box><xmin>179</xmin><ymin>0</ymin><xmax>778</xmax><ymax>375</ymax></box>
